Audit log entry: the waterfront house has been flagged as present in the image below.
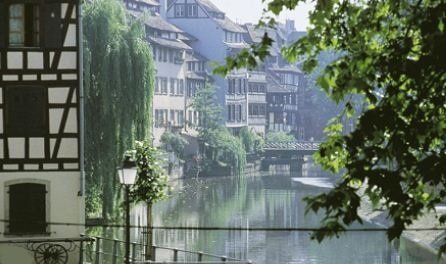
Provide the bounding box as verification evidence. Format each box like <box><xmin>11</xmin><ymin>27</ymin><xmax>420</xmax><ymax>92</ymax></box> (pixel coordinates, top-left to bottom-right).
<box><xmin>0</xmin><ymin>0</ymin><xmax>86</xmax><ymax>263</ymax></box>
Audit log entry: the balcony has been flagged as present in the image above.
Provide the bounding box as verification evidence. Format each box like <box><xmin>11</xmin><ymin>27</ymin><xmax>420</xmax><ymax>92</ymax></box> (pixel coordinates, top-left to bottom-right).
<box><xmin>174</xmin><ymin>57</ymin><xmax>184</xmax><ymax>64</ymax></box>
<box><xmin>226</xmin><ymin>121</ymin><xmax>246</xmax><ymax>128</ymax></box>
<box><xmin>284</xmin><ymin>104</ymin><xmax>298</xmax><ymax>111</ymax></box>
<box><xmin>247</xmin><ymin>93</ymin><xmax>266</xmax><ymax>103</ymax></box>
<box><xmin>226</xmin><ymin>94</ymin><xmax>246</xmax><ymax>102</ymax></box>
<box><xmin>248</xmin><ymin>116</ymin><xmax>266</xmax><ymax>126</ymax></box>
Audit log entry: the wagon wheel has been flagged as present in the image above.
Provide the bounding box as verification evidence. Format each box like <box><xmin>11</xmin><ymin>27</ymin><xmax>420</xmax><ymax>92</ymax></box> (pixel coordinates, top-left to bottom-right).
<box><xmin>34</xmin><ymin>243</ymin><xmax>68</xmax><ymax>264</ymax></box>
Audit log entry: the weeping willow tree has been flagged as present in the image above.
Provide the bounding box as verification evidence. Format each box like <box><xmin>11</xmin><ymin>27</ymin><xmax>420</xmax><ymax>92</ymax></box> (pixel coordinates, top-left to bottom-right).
<box><xmin>83</xmin><ymin>0</ymin><xmax>155</xmax><ymax>218</ymax></box>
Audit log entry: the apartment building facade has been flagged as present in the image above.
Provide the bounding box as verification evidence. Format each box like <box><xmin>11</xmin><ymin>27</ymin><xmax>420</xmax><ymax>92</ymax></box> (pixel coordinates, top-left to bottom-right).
<box><xmin>129</xmin><ymin>10</ymin><xmax>193</xmax><ymax>145</ymax></box>
<box><xmin>161</xmin><ymin>0</ymin><xmax>252</xmax><ymax>133</ymax></box>
<box><xmin>133</xmin><ymin>0</ymin><xmax>311</xmax><ymax>139</ymax></box>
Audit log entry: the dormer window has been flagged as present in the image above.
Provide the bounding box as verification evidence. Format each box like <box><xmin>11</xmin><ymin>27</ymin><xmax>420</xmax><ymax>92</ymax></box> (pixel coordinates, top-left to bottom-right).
<box><xmin>9</xmin><ymin>3</ymin><xmax>40</xmax><ymax>47</ymax></box>
<box><xmin>186</xmin><ymin>4</ymin><xmax>198</xmax><ymax>17</ymax></box>
<box><xmin>174</xmin><ymin>4</ymin><xmax>198</xmax><ymax>18</ymax></box>
<box><xmin>174</xmin><ymin>4</ymin><xmax>185</xmax><ymax>17</ymax></box>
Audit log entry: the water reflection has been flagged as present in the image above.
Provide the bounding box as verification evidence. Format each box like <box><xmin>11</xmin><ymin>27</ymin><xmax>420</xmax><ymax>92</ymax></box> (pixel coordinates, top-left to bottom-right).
<box><xmin>88</xmin><ymin>174</ymin><xmax>441</xmax><ymax>263</ymax></box>
<box><xmin>151</xmin><ymin>175</ymin><xmax>402</xmax><ymax>263</ymax></box>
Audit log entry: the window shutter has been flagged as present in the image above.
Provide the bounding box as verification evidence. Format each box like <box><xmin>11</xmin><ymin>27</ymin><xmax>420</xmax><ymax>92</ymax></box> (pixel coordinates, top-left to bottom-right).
<box><xmin>0</xmin><ymin>3</ymin><xmax>6</xmax><ymax>48</ymax></box>
<box><xmin>44</xmin><ymin>3</ymin><xmax>62</xmax><ymax>48</ymax></box>
<box><xmin>9</xmin><ymin>183</ymin><xmax>46</xmax><ymax>234</ymax></box>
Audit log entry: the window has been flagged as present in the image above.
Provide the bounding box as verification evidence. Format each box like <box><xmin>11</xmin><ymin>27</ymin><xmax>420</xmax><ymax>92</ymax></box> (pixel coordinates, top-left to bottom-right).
<box><xmin>194</xmin><ymin>111</ymin><xmax>199</xmax><ymax>125</ymax></box>
<box><xmin>178</xmin><ymin>110</ymin><xmax>184</xmax><ymax>125</ymax></box>
<box><xmin>228</xmin><ymin>79</ymin><xmax>234</xmax><ymax>94</ymax></box>
<box><xmin>225</xmin><ymin>31</ymin><xmax>233</xmax><ymax>42</ymax></box>
<box><xmin>8</xmin><ymin>183</ymin><xmax>47</xmax><ymax>235</ymax></box>
<box><xmin>249</xmin><ymin>104</ymin><xmax>266</xmax><ymax>116</ymax></box>
<box><xmin>188</xmin><ymin>110</ymin><xmax>193</xmax><ymax>125</ymax></box>
<box><xmin>186</xmin><ymin>4</ymin><xmax>198</xmax><ymax>17</ymax></box>
<box><xmin>174</xmin><ymin>4</ymin><xmax>185</xmax><ymax>17</ymax></box>
<box><xmin>178</xmin><ymin>80</ymin><xmax>184</xmax><ymax>95</ymax></box>
<box><xmin>155</xmin><ymin>77</ymin><xmax>160</xmax><ymax>93</ymax></box>
<box><xmin>9</xmin><ymin>4</ymin><xmax>40</xmax><ymax>47</ymax></box>
<box><xmin>4</xmin><ymin>86</ymin><xmax>47</xmax><ymax>136</ymax></box>
<box><xmin>155</xmin><ymin>109</ymin><xmax>168</xmax><ymax>127</ymax></box>
<box><xmin>161</xmin><ymin>78</ymin><xmax>168</xmax><ymax>94</ymax></box>
<box><xmin>161</xmin><ymin>48</ymin><xmax>166</xmax><ymax>62</ymax></box>
<box><xmin>152</xmin><ymin>46</ymin><xmax>157</xmax><ymax>61</ymax></box>
<box><xmin>170</xmin><ymin>78</ymin><xmax>176</xmax><ymax>95</ymax></box>
<box><xmin>169</xmin><ymin>49</ymin><xmax>174</xmax><ymax>63</ymax></box>
<box><xmin>227</xmin><ymin>105</ymin><xmax>232</xmax><ymax>121</ymax></box>
<box><xmin>170</xmin><ymin>110</ymin><xmax>175</xmax><ymax>124</ymax></box>
<box><xmin>175</xmin><ymin>4</ymin><xmax>198</xmax><ymax>17</ymax></box>
<box><xmin>158</xmin><ymin>47</ymin><xmax>163</xmax><ymax>61</ymax></box>
<box><xmin>154</xmin><ymin>110</ymin><xmax>159</xmax><ymax>127</ymax></box>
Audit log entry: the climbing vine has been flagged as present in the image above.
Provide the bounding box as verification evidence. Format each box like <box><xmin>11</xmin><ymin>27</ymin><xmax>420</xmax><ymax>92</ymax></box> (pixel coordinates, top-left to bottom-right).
<box><xmin>83</xmin><ymin>0</ymin><xmax>155</xmax><ymax>217</ymax></box>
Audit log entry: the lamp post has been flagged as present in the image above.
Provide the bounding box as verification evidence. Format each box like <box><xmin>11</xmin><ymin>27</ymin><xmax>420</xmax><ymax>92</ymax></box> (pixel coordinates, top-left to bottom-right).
<box><xmin>118</xmin><ymin>156</ymin><xmax>138</xmax><ymax>264</ymax></box>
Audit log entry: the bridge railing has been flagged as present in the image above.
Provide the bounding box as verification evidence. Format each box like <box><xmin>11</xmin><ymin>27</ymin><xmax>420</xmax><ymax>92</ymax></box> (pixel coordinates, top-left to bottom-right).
<box><xmin>263</xmin><ymin>141</ymin><xmax>321</xmax><ymax>150</ymax></box>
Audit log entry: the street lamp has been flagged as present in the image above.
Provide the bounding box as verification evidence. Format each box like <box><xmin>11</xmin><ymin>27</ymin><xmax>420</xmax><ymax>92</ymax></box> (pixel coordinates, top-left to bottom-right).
<box><xmin>118</xmin><ymin>156</ymin><xmax>138</xmax><ymax>264</ymax></box>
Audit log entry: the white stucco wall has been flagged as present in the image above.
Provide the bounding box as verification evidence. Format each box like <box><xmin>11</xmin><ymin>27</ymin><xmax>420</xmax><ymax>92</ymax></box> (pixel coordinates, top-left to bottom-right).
<box><xmin>167</xmin><ymin>17</ymin><xmax>229</xmax><ymax>119</ymax></box>
<box><xmin>0</xmin><ymin>171</ymin><xmax>84</xmax><ymax>264</ymax></box>
<box><xmin>153</xmin><ymin>56</ymin><xmax>188</xmax><ymax>146</ymax></box>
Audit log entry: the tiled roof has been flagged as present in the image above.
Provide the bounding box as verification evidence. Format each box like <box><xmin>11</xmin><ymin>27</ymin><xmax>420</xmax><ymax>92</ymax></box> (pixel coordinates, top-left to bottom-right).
<box><xmin>267</xmin><ymin>83</ymin><xmax>290</xmax><ymax>93</ymax></box>
<box><xmin>196</xmin><ymin>0</ymin><xmax>222</xmax><ymax>13</ymax></box>
<box><xmin>180</xmin><ymin>32</ymin><xmax>199</xmax><ymax>41</ymax></box>
<box><xmin>287</xmin><ymin>31</ymin><xmax>306</xmax><ymax>43</ymax></box>
<box><xmin>269</xmin><ymin>65</ymin><xmax>302</xmax><ymax>74</ymax></box>
<box><xmin>186</xmin><ymin>51</ymin><xmax>208</xmax><ymax>62</ymax></box>
<box><xmin>224</xmin><ymin>42</ymin><xmax>249</xmax><ymax>49</ymax></box>
<box><xmin>244</xmin><ymin>24</ymin><xmax>265</xmax><ymax>43</ymax></box>
<box><xmin>135</xmin><ymin>0</ymin><xmax>159</xmax><ymax>6</ymax></box>
<box><xmin>215</xmin><ymin>16</ymin><xmax>246</xmax><ymax>33</ymax></box>
<box><xmin>266</xmin><ymin>74</ymin><xmax>291</xmax><ymax>93</ymax></box>
<box><xmin>148</xmin><ymin>36</ymin><xmax>193</xmax><ymax>50</ymax></box>
<box><xmin>186</xmin><ymin>72</ymin><xmax>208</xmax><ymax>80</ymax></box>
<box><xmin>140</xmin><ymin>14</ymin><xmax>184</xmax><ymax>33</ymax></box>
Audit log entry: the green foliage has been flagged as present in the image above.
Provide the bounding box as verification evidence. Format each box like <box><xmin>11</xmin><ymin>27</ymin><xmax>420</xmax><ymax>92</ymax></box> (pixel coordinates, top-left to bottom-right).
<box><xmin>190</xmin><ymin>82</ymin><xmax>222</xmax><ymax>137</ymax></box>
<box><xmin>222</xmin><ymin>0</ymin><xmax>446</xmax><ymax>249</ymax></box>
<box><xmin>265</xmin><ymin>130</ymin><xmax>296</xmax><ymax>143</ymax></box>
<box><xmin>131</xmin><ymin>141</ymin><xmax>170</xmax><ymax>205</ymax></box>
<box><xmin>83</xmin><ymin>0</ymin><xmax>155</xmax><ymax>217</ymax></box>
<box><xmin>160</xmin><ymin>132</ymin><xmax>188</xmax><ymax>159</ymax></box>
<box><xmin>191</xmin><ymin>83</ymin><xmax>246</xmax><ymax>176</ymax></box>
<box><xmin>205</xmin><ymin>127</ymin><xmax>247</xmax><ymax>177</ymax></box>
<box><xmin>240</xmin><ymin>127</ymin><xmax>264</xmax><ymax>153</ymax></box>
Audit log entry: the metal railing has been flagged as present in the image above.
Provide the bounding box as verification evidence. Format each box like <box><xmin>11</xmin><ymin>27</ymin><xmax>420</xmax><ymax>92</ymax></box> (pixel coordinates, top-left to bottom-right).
<box><xmin>85</xmin><ymin>236</ymin><xmax>252</xmax><ymax>264</ymax></box>
<box><xmin>264</xmin><ymin>141</ymin><xmax>321</xmax><ymax>151</ymax></box>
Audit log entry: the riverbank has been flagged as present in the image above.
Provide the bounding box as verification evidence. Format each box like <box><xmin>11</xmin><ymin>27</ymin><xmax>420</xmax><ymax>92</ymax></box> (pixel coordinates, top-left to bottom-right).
<box><xmin>358</xmin><ymin>196</ymin><xmax>446</xmax><ymax>262</ymax></box>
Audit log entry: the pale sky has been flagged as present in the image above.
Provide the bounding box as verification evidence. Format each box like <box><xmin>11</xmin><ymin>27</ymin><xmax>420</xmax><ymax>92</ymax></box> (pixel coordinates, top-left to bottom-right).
<box><xmin>211</xmin><ymin>0</ymin><xmax>314</xmax><ymax>31</ymax></box>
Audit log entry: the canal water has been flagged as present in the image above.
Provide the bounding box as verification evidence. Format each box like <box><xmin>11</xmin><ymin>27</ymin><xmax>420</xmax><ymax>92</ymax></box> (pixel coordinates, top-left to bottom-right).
<box><xmin>148</xmin><ymin>175</ymin><xmax>439</xmax><ymax>263</ymax></box>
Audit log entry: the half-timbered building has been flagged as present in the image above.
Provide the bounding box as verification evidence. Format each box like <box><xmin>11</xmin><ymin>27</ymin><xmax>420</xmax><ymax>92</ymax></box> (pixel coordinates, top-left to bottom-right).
<box><xmin>0</xmin><ymin>0</ymin><xmax>85</xmax><ymax>263</ymax></box>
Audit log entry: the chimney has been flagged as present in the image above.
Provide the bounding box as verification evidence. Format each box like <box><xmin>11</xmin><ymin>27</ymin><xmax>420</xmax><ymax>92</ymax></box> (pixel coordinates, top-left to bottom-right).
<box><xmin>160</xmin><ymin>0</ymin><xmax>168</xmax><ymax>18</ymax></box>
<box><xmin>285</xmin><ymin>19</ymin><xmax>296</xmax><ymax>33</ymax></box>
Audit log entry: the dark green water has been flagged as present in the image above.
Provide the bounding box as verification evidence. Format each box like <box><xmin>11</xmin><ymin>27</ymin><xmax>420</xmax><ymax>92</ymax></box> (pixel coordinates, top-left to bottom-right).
<box><xmin>149</xmin><ymin>175</ymin><xmax>440</xmax><ymax>264</ymax></box>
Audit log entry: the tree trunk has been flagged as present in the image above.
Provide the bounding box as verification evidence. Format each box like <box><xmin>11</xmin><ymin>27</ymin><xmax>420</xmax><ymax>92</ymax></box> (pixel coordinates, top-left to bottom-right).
<box><xmin>145</xmin><ymin>203</ymin><xmax>153</xmax><ymax>260</ymax></box>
